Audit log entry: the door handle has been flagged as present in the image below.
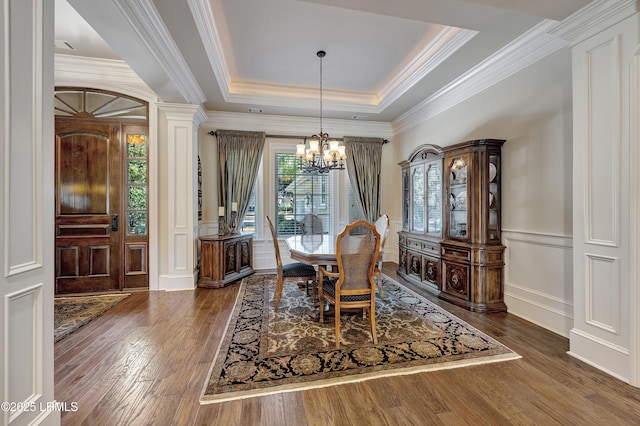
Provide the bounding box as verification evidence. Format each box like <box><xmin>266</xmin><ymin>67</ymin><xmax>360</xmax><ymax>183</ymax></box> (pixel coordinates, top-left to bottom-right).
<box><xmin>111</xmin><ymin>214</ymin><xmax>119</xmax><ymax>232</ymax></box>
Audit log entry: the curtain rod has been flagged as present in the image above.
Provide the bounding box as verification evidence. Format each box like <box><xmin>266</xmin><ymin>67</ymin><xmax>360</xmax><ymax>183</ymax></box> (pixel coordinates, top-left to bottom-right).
<box><xmin>208</xmin><ymin>130</ymin><xmax>389</xmax><ymax>144</ymax></box>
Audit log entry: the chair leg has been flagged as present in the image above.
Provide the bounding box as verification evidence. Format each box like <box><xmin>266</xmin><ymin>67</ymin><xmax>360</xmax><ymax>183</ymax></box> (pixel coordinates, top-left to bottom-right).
<box><xmin>370</xmin><ymin>302</ymin><xmax>378</xmax><ymax>345</ymax></box>
<box><xmin>376</xmin><ymin>276</ymin><xmax>384</xmax><ymax>300</ymax></box>
<box><xmin>335</xmin><ymin>302</ymin><xmax>341</xmax><ymax>349</ymax></box>
<box><xmin>376</xmin><ymin>263</ymin><xmax>384</xmax><ymax>300</ymax></box>
<box><xmin>274</xmin><ymin>277</ymin><xmax>284</xmax><ymax>311</ymax></box>
<box><xmin>311</xmin><ymin>279</ymin><xmax>318</xmax><ymax>308</ymax></box>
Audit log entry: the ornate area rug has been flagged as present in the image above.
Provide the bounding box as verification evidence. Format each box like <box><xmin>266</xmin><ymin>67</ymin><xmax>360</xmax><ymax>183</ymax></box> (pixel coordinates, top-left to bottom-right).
<box><xmin>200</xmin><ymin>274</ymin><xmax>520</xmax><ymax>404</ymax></box>
<box><xmin>54</xmin><ymin>293</ymin><xmax>130</xmax><ymax>342</ymax></box>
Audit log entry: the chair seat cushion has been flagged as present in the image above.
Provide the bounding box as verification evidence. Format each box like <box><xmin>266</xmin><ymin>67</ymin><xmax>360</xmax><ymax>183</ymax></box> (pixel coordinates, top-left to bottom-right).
<box><xmin>322</xmin><ymin>278</ymin><xmax>371</xmax><ymax>302</ymax></box>
<box><xmin>282</xmin><ymin>262</ymin><xmax>316</xmax><ymax>278</ymax></box>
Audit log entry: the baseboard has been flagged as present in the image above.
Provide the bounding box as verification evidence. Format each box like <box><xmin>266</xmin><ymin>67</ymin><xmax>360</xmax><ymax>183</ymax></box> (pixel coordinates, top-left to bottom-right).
<box><xmin>159</xmin><ymin>273</ymin><xmax>197</xmax><ymax>291</ymax></box>
<box><xmin>569</xmin><ymin>327</ymin><xmax>630</xmax><ymax>382</ymax></box>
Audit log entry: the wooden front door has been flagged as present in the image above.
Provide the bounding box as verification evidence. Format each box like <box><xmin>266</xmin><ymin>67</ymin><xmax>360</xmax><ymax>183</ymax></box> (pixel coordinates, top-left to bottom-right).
<box><xmin>55</xmin><ymin>121</ymin><xmax>121</xmax><ymax>294</ymax></box>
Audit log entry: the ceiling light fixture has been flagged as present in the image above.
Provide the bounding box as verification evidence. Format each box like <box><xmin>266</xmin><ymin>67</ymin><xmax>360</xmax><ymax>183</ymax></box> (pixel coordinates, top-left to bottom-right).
<box><xmin>296</xmin><ymin>50</ymin><xmax>346</xmax><ymax>173</ymax></box>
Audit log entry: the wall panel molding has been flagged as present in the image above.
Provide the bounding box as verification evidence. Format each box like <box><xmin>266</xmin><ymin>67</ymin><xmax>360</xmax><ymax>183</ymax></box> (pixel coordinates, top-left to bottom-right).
<box><xmin>503</xmin><ymin>230</ymin><xmax>574</xmax><ymax>337</ymax></box>
<box><xmin>4</xmin><ymin>0</ymin><xmax>44</xmax><ymax>278</ymax></box>
<box><xmin>4</xmin><ymin>283</ymin><xmax>43</xmax><ymax>424</ymax></box>
<box><xmin>585</xmin><ymin>253</ymin><xmax>621</xmax><ymax>333</ymax></box>
<box><xmin>584</xmin><ymin>35</ymin><xmax>620</xmax><ymax>246</ymax></box>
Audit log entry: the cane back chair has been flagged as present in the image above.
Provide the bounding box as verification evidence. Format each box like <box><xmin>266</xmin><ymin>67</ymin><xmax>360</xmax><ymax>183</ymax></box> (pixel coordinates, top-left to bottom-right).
<box><xmin>318</xmin><ymin>220</ymin><xmax>381</xmax><ymax>348</ymax></box>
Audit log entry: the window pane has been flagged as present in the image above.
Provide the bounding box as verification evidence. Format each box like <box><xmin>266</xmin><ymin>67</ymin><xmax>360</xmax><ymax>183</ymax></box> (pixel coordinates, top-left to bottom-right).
<box><xmin>275</xmin><ymin>153</ymin><xmax>332</xmax><ymax>236</ymax></box>
<box><xmin>128</xmin><ymin>160</ymin><xmax>147</xmax><ymax>184</ymax></box>
<box><xmin>128</xmin><ymin>211</ymin><xmax>147</xmax><ymax>235</ymax></box>
<box><xmin>241</xmin><ymin>186</ymin><xmax>256</xmax><ymax>234</ymax></box>
<box><xmin>127</xmin><ymin>134</ymin><xmax>147</xmax><ymax>158</ymax></box>
<box><xmin>128</xmin><ymin>186</ymin><xmax>147</xmax><ymax>209</ymax></box>
<box><xmin>125</xmin><ymin>132</ymin><xmax>148</xmax><ymax>236</ymax></box>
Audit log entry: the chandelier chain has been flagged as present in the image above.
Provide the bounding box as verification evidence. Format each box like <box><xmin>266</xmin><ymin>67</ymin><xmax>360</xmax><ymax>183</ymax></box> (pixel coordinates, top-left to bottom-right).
<box><xmin>295</xmin><ymin>50</ymin><xmax>345</xmax><ymax>173</ymax></box>
<box><xmin>319</xmin><ymin>52</ymin><xmax>323</xmax><ymax>134</ymax></box>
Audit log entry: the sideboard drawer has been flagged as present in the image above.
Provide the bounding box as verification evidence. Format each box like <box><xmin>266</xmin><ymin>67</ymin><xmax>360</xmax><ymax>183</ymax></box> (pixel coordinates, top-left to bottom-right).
<box><xmin>441</xmin><ymin>246</ymin><xmax>470</xmax><ymax>261</ymax></box>
<box><xmin>422</xmin><ymin>242</ymin><xmax>439</xmax><ymax>254</ymax></box>
<box><xmin>407</xmin><ymin>238</ymin><xmax>422</xmax><ymax>250</ymax></box>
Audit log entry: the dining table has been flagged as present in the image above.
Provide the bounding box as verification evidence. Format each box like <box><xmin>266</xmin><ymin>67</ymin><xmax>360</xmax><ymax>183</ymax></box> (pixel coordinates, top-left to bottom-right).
<box><xmin>285</xmin><ymin>234</ymin><xmax>339</xmax><ymax>267</ymax></box>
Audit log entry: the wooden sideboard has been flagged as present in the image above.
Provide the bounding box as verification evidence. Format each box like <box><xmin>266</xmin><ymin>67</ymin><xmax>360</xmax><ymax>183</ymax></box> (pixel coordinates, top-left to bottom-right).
<box><xmin>198</xmin><ymin>233</ymin><xmax>254</xmax><ymax>288</ymax></box>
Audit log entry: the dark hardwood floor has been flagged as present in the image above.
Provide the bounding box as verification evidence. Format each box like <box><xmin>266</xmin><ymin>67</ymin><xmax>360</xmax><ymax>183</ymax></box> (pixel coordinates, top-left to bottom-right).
<box><xmin>55</xmin><ymin>263</ymin><xmax>640</xmax><ymax>425</ymax></box>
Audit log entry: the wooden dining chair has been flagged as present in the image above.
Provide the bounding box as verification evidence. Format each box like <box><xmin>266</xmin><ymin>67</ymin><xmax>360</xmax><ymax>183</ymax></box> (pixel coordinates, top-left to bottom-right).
<box><xmin>318</xmin><ymin>220</ymin><xmax>381</xmax><ymax>348</ymax></box>
<box><xmin>373</xmin><ymin>214</ymin><xmax>390</xmax><ymax>299</ymax></box>
<box><xmin>266</xmin><ymin>216</ymin><xmax>317</xmax><ymax>311</ymax></box>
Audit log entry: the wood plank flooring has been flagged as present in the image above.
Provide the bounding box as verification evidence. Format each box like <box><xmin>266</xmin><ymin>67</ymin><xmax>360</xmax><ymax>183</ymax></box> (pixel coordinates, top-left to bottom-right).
<box><xmin>55</xmin><ymin>264</ymin><xmax>640</xmax><ymax>425</ymax></box>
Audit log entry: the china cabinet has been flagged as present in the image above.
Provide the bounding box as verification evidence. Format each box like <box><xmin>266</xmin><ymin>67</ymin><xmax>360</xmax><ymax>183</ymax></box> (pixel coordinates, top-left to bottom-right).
<box><xmin>440</xmin><ymin>139</ymin><xmax>506</xmax><ymax>312</ymax></box>
<box><xmin>397</xmin><ymin>145</ymin><xmax>444</xmax><ymax>294</ymax></box>
<box><xmin>398</xmin><ymin>139</ymin><xmax>506</xmax><ymax>313</ymax></box>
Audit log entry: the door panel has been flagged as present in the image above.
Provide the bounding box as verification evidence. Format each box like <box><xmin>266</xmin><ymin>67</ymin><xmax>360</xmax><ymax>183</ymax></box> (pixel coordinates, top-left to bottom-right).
<box><xmin>55</xmin><ymin>121</ymin><xmax>121</xmax><ymax>294</ymax></box>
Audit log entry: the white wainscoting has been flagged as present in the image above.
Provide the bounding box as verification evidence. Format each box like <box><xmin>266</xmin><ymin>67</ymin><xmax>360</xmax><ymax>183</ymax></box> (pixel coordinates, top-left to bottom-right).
<box><xmin>4</xmin><ymin>284</ymin><xmax>44</xmax><ymax>424</ymax></box>
<box><xmin>503</xmin><ymin>230</ymin><xmax>574</xmax><ymax>337</ymax></box>
<box><xmin>385</xmin><ymin>219</ymin><xmax>402</xmax><ymax>264</ymax></box>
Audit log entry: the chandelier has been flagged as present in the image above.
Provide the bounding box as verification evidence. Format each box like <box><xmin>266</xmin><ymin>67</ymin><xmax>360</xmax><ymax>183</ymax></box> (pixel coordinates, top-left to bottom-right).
<box><xmin>296</xmin><ymin>50</ymin><xmax>346</xmax><ymax>173</ymax></box>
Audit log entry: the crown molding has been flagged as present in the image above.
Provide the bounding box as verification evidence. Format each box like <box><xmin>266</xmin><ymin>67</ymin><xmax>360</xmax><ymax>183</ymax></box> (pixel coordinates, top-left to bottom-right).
<box><xmin>226</xmin><ymin>82</ymin><xmax>379</xmax><ymax>113</ymax></box>
<box><xmin>377</xmin><ymin>27</ymin><xmax>478</xmax><ymax>111</ymax></box>
<box><xmin>158</xmin><ymin>103</ymin><xmax>208</xmax><ymax>126</ymax></box>
<box><xmin>114</xmin><ymin>0</ymin><xmax>205</xmax><ymax>105</ymax></box>
<box><xmin>392</xmin><ymin>19</ymin><xmax>568</xmax><ymax>134</ymax></box>
<box><xmin>55</xmin><ymin>54</ymin><xmax>145</xmax><ymax>86</ymax></box>
<box><xmin>203</xmin><ymin>111</ymin><xmax>393</xmax><ymax>139</ymax></box>
<box><xmin>549</xmin><ymin>0</ymin><xmax>637</xmax><ymax>45</ymax></box>
<box><xmin>187</xmin><ymin>0</ymin><xmax>231</xmax><ymax>100</ymax></box>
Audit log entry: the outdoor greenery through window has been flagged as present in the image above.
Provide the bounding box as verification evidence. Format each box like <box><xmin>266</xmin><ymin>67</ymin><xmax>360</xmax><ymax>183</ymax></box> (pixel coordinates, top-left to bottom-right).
<box><xmin>275</xmin><ymin>153</ymin><xmax>332</xmax><ymax>236</ymax></box>
<box><xmin>127</xmin><ymin>134</ymin><xmax>148</xmax><ymax>235</ymax></box>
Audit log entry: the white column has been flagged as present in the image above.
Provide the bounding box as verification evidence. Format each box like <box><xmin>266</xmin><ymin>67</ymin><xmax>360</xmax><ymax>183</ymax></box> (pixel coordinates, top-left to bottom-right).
<box><xmin>157</xmin><ymin>104</ymin><xmax>207</xmax><ymax>291</ymax></box>
<box><xmin>0</xmin><ymin>0</ymin><xmax>58</xmax><ymax>424</ymax></box>
<box><xmin>554</xmin><ymin>0</ymin><xmax>639</xmax><ymax>384</ymax></box>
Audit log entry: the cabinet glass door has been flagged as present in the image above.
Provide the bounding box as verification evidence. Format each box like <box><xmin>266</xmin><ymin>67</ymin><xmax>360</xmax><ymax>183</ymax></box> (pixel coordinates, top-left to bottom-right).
<box><xmin>448</xmin><ymin>157</ymin><xmax>468</xmax><ymax>239</ymax></box>
<box><xmin>426</xmin><ymin>162</ymin><xmax>442</xmax><ymax>235</ymax></box>
<box><xmin>488</xmin><ymin>155</ymin><xmax>500</xmax><ymax>241</ymax></box>
<box><xmin>402</xmin><ymin>169</ymin><xmax>409</xmax><ymax>231</ymax></box>
<box><xmin>411</xmin><ymin>165</ymin><xmax>425</xmax><ymax>233</ymax></box>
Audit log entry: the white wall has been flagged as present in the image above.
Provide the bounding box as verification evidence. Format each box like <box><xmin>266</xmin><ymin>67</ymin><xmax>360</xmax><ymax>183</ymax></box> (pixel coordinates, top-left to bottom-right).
<box><xmin>390</xmin><ymin>49</ymin><xmax>575</xmax><ymax>337</ymax></box>
<box><xmin>563</xmin><ymin>5</ymin><xmax>639</xmax><ymax>385</ymax></box>
<box><xmin>1</xmin><ymin>0</ymin><xmax>58</xmax><ymax>424</ymax></box>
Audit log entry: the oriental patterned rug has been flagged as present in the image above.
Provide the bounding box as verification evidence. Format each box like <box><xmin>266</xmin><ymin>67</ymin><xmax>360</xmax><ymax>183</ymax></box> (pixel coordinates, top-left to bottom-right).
<box><xmin>54</xmin><ymin>293</ymin><xmax>130</xmax><ymax>342</ymax></box>
<box><xmin>200</xmin><ymin>274</ymin><xmax>520</xmax><ymax>404</ymax></box>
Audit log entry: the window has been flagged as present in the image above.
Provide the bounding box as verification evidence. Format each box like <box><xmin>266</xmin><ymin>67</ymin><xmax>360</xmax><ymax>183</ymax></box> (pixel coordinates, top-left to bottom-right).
<box><xmin>126</xmin><ymin>133</ymin><xmax>148</xmax><ymax>235</ymax></box>
<box><xmin>275</xmin><ymin>153</ymin><xmax>332</xmax><ymax>236</ymax></box>
<box><xmin>240</xmin><ymin>186</ymin><xmax>257</xmax><ymax>233</ymax></box>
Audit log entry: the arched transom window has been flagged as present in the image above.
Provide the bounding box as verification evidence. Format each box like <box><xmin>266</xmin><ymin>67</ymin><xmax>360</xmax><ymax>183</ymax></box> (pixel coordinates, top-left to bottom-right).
<box><xmin>54</xmin><ymin>87</ymin><xmax>148</xmax><ymax>120</ymax></box>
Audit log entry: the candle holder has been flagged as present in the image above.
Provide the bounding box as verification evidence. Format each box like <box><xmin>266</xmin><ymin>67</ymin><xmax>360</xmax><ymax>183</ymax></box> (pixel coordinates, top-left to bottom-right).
<box><xmin>230</xmin><ymin>211</ymin><xmax>238</xmax><ymax>234</ymax></box>
<box><xmin>218</xmin><ymin>215</ymin><xmax>226</xmax><ymax>236</ymax></box>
